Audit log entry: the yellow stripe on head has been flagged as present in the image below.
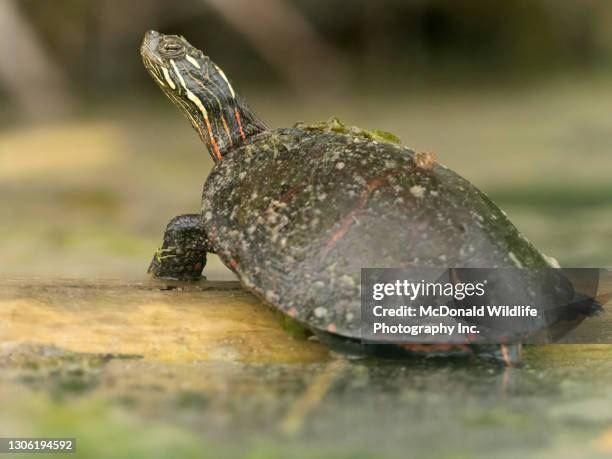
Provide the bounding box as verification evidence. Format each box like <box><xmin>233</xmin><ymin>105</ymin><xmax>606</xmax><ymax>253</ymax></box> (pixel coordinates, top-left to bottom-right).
<box><xmin>161</xmin><ymin>67</ymin><xmax>176</xmax><ymax>90</ymax></box>
<box><xmin>186</xmin><ymin>55</ymin><xmax>201</xmax><ymax>69</ymax></box>
<box><xmin>150</xmin><ymin>70</ymin><xmax>166</xmax><ymax>88</ymax></box>
<box><xmin>170</xmin><ymin>60</ymin><xmax>188</xmax><ymax>91</ymax></box>
<box><xmin>185</xmin><ymin>88</ymin><xmax>221</xmax><ymax>160</ymax></box>
<box><xmin>186</xmin><ymin>88</ymin><xmax>208</xmax><ymax>119</ymax></box>
<box><xmin>214</xmin><ymin>64</ymin><xmax>236</xmax><ymax>99</ymax></box>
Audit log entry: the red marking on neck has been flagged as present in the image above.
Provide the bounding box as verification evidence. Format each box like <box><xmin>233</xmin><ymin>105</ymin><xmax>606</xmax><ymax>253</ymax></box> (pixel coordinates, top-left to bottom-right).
<box><xmin>203</xmin><ymin>116</ymin><xmax>222</xmax><ymax>161</ymax></box>
<box><xmin>234</xmin><ymin>108</ymin><xmax>248</xmax><ymax>143</ymax></box>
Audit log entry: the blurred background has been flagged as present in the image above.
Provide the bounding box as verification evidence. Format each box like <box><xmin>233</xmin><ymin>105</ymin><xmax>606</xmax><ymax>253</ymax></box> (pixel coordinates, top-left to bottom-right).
<box><xmin>2</xmin><ymin>3</ymin><xmax>612</xmax><ymax>459</ymax></box>
<box><xmin>1</xmin><ymin>0</ymin><xmax>612</xmax><ymax>279</ymax></box>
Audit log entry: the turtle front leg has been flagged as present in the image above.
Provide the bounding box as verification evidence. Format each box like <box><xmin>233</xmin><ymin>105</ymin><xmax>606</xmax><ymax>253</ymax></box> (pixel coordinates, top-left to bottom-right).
<box><xmin>148</xmin><ymin>214</ymin><xmax>210</xmax><ymax>281</ymax></box>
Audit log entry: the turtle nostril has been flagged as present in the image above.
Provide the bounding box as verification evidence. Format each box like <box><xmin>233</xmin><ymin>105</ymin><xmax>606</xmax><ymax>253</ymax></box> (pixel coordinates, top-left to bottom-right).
<box><xmin>144</xmin><ymin>30</ymin><xmax>160</xmax><ymax>43</ymax></box>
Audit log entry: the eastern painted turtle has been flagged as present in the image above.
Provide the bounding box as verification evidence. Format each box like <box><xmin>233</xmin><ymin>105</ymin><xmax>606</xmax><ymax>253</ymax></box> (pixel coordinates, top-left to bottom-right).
<box><xmin>140</xmin><ymin>31</ymin><xmax>599</xmax><ymax>365</ymax></box>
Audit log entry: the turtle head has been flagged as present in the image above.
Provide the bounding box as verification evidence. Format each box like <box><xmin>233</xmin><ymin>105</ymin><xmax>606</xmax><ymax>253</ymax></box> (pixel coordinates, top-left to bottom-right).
<box><xmin>141</xmin><ymin>30</ymin><xmax>266</xmax><ymax>161</ymax></box>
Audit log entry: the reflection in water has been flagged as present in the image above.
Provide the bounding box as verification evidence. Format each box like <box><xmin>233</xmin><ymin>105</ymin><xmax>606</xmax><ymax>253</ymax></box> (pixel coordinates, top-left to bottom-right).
<box><xmin>0</xmin><ymin>342</ymin><xmax>611</xmax><ymax>457</ymax></box>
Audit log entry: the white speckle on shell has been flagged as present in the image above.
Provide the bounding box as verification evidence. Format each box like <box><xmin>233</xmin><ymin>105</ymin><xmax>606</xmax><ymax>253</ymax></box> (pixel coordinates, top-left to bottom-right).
<box><xmin>340</xmin><ymin>275</ymin><xmax>356</xmax><ymax>287</ymax></box>
<box><xmin>335</xmin><ymin>162</ymin><xmax>345</xmax><ymax>170</ymax></box>
<box><xmin>384</xmin><ymin>160</ymin><xmax>397</xmax><ymax>169</ymax></box>
<box><xmin>410</xmin><ymin>185</ymin><xmax>425</xmax><ymax>198</ymax></box>
<box><xmin>314</xmin><ymin>307</ymin><xmax>327</xmax><ymax>318</ymax></box>
<box><xmin>265</xmin><ymin>290</ymin><xmax>279</xmax><ymax>302</ymax></box>
<box><xmin>242</xmin><ymin>278</ymin><xmax>254</xmax><ymax>288</ymax></box>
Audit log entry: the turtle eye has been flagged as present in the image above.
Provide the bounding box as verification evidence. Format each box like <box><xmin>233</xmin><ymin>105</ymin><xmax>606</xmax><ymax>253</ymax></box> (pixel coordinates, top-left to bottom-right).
<box><xmin>160</xmin><ymin>40</ymin><xmax>184</xmax><ymax>57</ymax></box>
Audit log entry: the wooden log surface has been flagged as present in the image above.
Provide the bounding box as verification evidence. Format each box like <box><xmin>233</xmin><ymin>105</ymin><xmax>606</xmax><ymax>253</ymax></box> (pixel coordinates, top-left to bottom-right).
<box><xmin>0</xmin><ymin>275</ymin><xmax>610</xmax><ymax>360</ymax></box>
<box><xmin>0</xmin><ymin>278</ymin><xmax>329</xmax><ymax>364</ymax></box>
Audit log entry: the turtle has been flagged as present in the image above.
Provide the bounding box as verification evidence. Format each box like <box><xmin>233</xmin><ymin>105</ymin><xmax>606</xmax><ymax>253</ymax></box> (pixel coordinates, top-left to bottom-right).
<box><xmin>140</xmin><ymin>30</ymin><xmax>600</xmax><ymax>366</ymax></box>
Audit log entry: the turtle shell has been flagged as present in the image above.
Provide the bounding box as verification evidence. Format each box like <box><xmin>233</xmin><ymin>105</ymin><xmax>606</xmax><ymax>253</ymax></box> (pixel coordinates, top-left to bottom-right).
<box><xmin>202</xmin><ymin>123</ymin><xmax>552</xmax><ymax>339</ymax></box>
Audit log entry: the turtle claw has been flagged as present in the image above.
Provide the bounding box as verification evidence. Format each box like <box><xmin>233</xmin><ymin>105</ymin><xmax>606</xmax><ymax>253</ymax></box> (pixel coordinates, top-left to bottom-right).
<box><xmin>154</xmin><ymin>246</ymin><xmax>177</xmax><ymax>263</ymax></box>
<box><xmin>147</xmin><ymin>248</ymin><xmax>204</xmax><ymax>281</ymax></box>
